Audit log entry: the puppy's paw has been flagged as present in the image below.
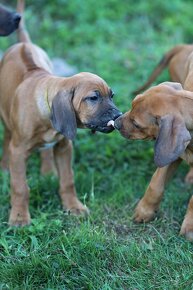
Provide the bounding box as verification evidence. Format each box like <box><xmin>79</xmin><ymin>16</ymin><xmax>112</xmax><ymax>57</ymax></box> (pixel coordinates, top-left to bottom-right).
<box><xmin>9</xmin><ymin>209</ymin><xmax>31</xmax><ymax>227</ymax></box>
<box><xmin>63</xmin><ymin>197</ymin><xmax>89</xmax><ymax>217</ymax></box>
<box><xmin>66</xmin><ymin>206</ymin><xmax>89</xmax><ymax>216</ymax></box>
<box><xmin>180</xmin><ymin>218</ymin><xmax>193</xmax><ymax>241</ymax></box>
<box><xmin>134</xmin><ymin>200</ymin><xmax>156</xmax><ymax>223</ymax></box>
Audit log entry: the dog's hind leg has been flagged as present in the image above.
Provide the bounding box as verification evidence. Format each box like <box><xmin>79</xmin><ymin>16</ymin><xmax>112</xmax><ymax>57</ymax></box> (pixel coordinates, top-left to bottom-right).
<box><xmin>40</xmin><ymin>149</ymin><xmax>57</xmax><ymax>175</ymax></box>
<box><xmin>53</xmin><ymin>138</ymin><xmax>89</xmax><ymax>216</ymax></box>
<box><xmin>1</xmin><ymin>127</ymin><xmax>11</xmax><ymax>171</ymax></box>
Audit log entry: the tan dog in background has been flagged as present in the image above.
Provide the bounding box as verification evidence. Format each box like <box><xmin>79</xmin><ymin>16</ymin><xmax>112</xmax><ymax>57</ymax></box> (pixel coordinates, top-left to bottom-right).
<box><xmin>0</xmin><ymin>0</ymin><xmax>121</xmax><ymax>226</ymax></box>
<box><xmin>115</xmin><ymin>82</ymin><xmax>193</xmax><ymax>240</ymax></box>
<box><xmin>133</xmin><ymin>44</ymin><xmax>193</xmax><ymax>183</ymax></box>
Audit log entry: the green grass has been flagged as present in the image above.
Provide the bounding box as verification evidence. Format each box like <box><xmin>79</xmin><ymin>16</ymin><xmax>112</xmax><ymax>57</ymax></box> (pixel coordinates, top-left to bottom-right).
<box><xmin>1</xmin><ymin>0</ymin><xmax>193</xmax><ymax>289</ymax></box>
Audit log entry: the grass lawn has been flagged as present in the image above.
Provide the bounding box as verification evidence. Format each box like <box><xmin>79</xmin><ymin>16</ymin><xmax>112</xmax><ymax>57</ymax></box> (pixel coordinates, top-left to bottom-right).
<box><xmin>1</xmin><ymin>0</ymin><xmax>193</xmax><ymax>289</ymax></box>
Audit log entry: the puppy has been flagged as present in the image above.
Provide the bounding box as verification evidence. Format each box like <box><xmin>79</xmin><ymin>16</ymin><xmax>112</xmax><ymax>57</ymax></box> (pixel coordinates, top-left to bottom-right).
<box><xmin>0</xmin><ymin>0</ymin><xmax>121</xmax><ymax>226</ymax></box>
<box><xmin>133</xmin><ymin>44</ymin><xmax>193</xmax><ymax>183</ymax></box>
<box><xmin>114</xmin><ymin>82</ymin><xmax>193</xmax><ymax>240</ymax></box>
<box><xmin>0</xmin><ymin>4</ymin><xmax>21</xmax><ymax>36</ymax></box>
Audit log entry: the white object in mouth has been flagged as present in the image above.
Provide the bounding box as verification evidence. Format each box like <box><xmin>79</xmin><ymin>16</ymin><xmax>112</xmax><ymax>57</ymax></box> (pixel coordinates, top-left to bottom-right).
<box><xmin>107</xmin><ymin>120</ymin><xmax>115</xmax><ymax>128</ymax></box>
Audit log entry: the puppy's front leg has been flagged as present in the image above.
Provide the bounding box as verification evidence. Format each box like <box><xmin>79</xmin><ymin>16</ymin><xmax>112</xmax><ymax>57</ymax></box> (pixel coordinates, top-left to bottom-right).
<box><xmin>8</xmin><ymin>140</ymin><xmax>30</xmax><ymax>226</ymax></box>
<box><xmin>134</xmin><ymin>158</ymin><xmax>182</xmax><ymax>222</ymax></box>
<box><xmin>180</xmin><ymin>196</ymin><xmax>193</xmax><ymax>241</ymax></box>
<box><xmin>54</xmin><ymin>139</ymin><xmax>89</xmax><ymax>215</ymax></box>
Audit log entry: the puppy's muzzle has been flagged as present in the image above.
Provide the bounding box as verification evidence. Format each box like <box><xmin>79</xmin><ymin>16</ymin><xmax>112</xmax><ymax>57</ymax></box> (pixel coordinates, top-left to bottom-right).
<box><xmin>13</xmin><ymin>13</ymin><xmax>21</xmax><ymax>28</ymax></box>
<box><xmin>114</xmin><ymin>115</ymin><xmax>123</xmax><ymax>130</ymax></box>
<box><xmin>85</xmin><ymin>107</ymin><xmax>122</xmax><ymax>133</ymax></box>
<box><xmin>0</xmin><ymin>8</ymin><xmax>21</xmax><ymax>36</ymax></box>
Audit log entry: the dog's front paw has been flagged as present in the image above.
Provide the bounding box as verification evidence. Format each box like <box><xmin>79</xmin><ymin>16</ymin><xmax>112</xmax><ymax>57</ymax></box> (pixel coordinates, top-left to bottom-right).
<box><xmin>134</xmin><ymin>199</ymin><xmax>156</xmax><ymax>223</ymax></box>
<box><xmin>9</xmin><ymin>208</ymin><xmax>31</xmax><ymax>226</ymax></box>
<box><xmin>180</xmin><ymin>218</ymin><xmax>193</xmax><ymax>241</ymax></box>
<box><xmin>63</xmin><ymin>196</ymin><xmax>89</xmax><ymax>216</ymax></box>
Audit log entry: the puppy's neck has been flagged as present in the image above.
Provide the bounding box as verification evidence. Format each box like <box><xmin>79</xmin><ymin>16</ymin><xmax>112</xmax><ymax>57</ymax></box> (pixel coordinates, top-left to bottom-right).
<box><xmin>36</xmin><ymin>76</ymin><xmax>72</xmax><ymax>120</ymax></box>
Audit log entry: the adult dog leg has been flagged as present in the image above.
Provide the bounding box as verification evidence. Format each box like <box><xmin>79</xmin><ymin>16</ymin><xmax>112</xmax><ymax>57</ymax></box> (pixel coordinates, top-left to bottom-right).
<box><xmin>54</xmin><ymin>139</ymin><xmax>88</xmax><ymax>215</ymax></box>
<box><xmin>1</xmin><ymin>127</ymin><xmax>11</xmax><ymax>171</ymax></box>
<box><xmin>40</xmin><ymin>149</ymin><xmax>56</xmax><ymax>175</ymax></box>
<box><xmin>134</xmin><ymin>158</ymin><xmax>182</xmax><ymax>222</ymax></box>
<box><xmin>8</xmin><ymin>140</ymin><xmax>30</xmax><ymax>226</ymax></box>
<box><xmin>180</xmin><ymin>196</ymin><xmax>193</xmax><ymax>240</ymax></box>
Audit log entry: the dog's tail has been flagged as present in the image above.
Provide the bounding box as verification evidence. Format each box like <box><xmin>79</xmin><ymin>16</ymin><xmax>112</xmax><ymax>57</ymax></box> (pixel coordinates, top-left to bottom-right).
<box><xmin>17</xmin><ymin>0</ymin><xmax>31</xmax><ymax>43</ymax></box>
<box><xmin>132</xmin><ymin>45</ymin><xmax>185</xmax><ymax>95</ymax></box>
<box><xmin>21</xmin><ymin>44</ymin><xmax>39</xmax><ymax>72</ymax></box>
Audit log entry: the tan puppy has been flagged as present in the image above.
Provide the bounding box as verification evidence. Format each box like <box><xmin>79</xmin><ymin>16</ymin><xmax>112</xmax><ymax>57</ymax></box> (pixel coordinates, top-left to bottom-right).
<box><xmin>114</xmin><ymin>82</ymin><xmax>193</xmax><ymax>240</ymax></box>
<box><xmin>0</xmin><ymin>1</ymin><xmax>121</xmax><ymax>226</ymax></box>
<box><xmin>133</xmin><ymin>44</ymin><xmax>193</xmax><ymax>183</ymax></box>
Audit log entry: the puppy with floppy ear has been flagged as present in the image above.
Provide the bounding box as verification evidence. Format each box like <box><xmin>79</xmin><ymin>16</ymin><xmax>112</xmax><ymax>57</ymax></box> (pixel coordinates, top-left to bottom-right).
<box><xmin>114</xmin><ymin>82</ymin><xmax>193</xmax><ymax>240</ymax></box>
<box><xmin>132</xmin><ymin>44</ymin><xmax>193</xmax><ymax>184</ymax></box>
<box><xmin>0</xmin><ymin>1</ymin><xmax>121</xmax><ymax>226</ymax></box>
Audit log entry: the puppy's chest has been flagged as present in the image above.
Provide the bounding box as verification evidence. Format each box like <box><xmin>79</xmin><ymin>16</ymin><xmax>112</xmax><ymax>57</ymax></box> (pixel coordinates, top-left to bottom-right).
<box><xmin>38</xmin><ymin>129</ymin><xmax>63</xmax><ymax>150</ymax></box>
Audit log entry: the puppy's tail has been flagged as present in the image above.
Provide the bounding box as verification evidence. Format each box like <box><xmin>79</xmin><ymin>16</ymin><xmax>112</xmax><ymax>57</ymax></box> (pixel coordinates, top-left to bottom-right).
<box><xmin>132</xmin><ymin>45</ymin><xmax>185</xmax><ymax>95</ymax></box>
<box><xmin>21</xmin><ymin>44</ymin><xmax>39</xmax><ymax>71</ymax></box>
<box><xmin>17</xmin><ymin>0</ymin><xmax>31</xmax><ymax>43</ymax></box>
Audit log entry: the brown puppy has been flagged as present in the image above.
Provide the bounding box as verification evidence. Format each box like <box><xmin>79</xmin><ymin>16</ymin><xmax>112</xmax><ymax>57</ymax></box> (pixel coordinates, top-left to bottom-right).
<box><xmin>114</xmin><ymin>82</ymin><xmax>193</xmax><ymax>240</ymax></box>
<box><xmin>0</xmin><ymin>4</ymin><xmax>21</xmax><ymax>36</ymax></box>
<box><xmin>0</xmin><ymin>1</ymin><xmax>121</xmax><ymax>226</ymax></box>
<box><xmin>133</xmin><ymin>44</ymin><xmax>193</xmax><ymax>183</ymax></box>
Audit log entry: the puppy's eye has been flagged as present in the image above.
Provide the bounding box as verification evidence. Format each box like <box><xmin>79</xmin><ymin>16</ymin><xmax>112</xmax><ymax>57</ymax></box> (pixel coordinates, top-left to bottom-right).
<box><xmin>109</xmin><ymin>90</ymin><xmax>114</xmax><ymax>99</ymax></box>
<box><xmin>133</xmin><ymin>120</ymin><xmax>141</xmax><ymax>129</ymax></box>
<box><xmin>89</xmin><ymin>96</ymin><xmax>99</xmax><ymax>101</ymax></box>
<box><xmin>86</xmin><ymin>91</ymin><xmax>100</xmax><ymax>102</ymax></box>
<box><xmin>111</xmin><ymin>92</ymin><xmax>114</xmax><ymax>99</ymax></box>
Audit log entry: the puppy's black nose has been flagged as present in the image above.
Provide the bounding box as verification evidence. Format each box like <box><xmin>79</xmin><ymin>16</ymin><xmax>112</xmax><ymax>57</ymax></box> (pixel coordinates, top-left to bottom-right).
<box><xmin>114</xmin><ymin>116</ymin><xmax>122</xmax><ymax>130</ymax></box>
<box><xmin>13</xmin><ymin>13</ymin><xmax>21</xmax><ymax>27</ymax></box>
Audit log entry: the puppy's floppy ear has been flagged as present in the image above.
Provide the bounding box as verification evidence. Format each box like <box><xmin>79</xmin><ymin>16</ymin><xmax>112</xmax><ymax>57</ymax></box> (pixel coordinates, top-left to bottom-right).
<box><xmin>154</xmin><ymin>114</ymin><xmax>191</xmax><ymax>167</ymax></box>
<box><xmin>50</xmin><ymin>90</ymin><xmax>77</xmax><ymax>140</ymax></box>
<box><xmin>159</xmin><ymin>81</ymin><xmax>183</xmax><ymax>91</ymax></box>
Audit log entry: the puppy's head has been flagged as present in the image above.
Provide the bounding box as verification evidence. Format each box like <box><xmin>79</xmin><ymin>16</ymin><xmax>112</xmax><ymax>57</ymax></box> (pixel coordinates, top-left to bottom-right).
<box><xmin>50</xmin><ymin>72</ymin><xmax>122</xmax><ymax>140</ymax></box>
<box><xmin>0</xmin><ymin>5</ymin><xmax>21</xmax><ymax>36</ymax></box>
<box><xmin>114</xmin><ymin>82</ymin><xmax>191</xmax><ymax>167</ymax></box>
